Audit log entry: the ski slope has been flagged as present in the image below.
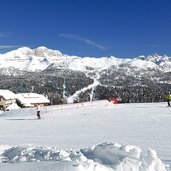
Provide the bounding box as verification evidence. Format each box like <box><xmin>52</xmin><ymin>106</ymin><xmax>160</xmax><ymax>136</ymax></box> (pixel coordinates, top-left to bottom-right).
<box><xmin>0</xmin><ymin>101</ymin><xmax>170</xmax><ymax>170</ymax></box>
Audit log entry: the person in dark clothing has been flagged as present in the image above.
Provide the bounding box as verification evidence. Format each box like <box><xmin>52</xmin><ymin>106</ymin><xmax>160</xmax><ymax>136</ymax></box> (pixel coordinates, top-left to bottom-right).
<box><xmin>166</xmin><ymin>93</ymin><xmax>171</xmax><ymax>107</ymax></box>
<box><xmin>36</xmin><ymin>104</ymin><xmax>41</xmax><ymax>119</ymax></box>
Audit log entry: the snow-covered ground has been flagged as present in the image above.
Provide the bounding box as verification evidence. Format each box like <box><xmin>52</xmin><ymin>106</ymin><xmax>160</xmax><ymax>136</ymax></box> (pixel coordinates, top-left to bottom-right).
<box><xmin>0</xmin><ymin>101</ymin><xmax>170</xmax><ymax>171</ymax></box>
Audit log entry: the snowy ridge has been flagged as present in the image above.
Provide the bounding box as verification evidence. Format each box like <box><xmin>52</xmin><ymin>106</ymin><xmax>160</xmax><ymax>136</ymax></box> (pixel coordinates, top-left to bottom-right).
<box><xmin>0</xmin><ymin>47</ymin><xmax>171</xmax><ymax>73</ymax></box>
<box><xmin>0</xmin><ymin>142</ymin><xmax>166</xmax><ymax>171</ymax></box>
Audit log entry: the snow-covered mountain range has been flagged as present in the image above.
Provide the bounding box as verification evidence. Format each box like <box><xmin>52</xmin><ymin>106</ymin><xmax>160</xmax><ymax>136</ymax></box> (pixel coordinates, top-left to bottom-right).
<box><xmin>0</xmin><ymin>47</ymin><xmax>171</xmax><ymax>104</ymax></box>
<box><xmin>0</xmin><ymin>46</ymin><xmax>171</xmax><ymax>73</ymax></box>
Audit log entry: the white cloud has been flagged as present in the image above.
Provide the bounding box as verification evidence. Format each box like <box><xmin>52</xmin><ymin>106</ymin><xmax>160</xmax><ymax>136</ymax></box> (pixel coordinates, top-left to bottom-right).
<box><xmin>0</xmin><ymin>45</ymin><xmax>19</xmax><ymax>49</ymax></box>
<box><xmin>82</xmin><ymin>38</ymin><xmax>106</xmax><ymax>50</ymax></box>
<box><xmin>59</xmin><ymin>33</ymin><xmax>106</xmax><ymax>50</ymax></box>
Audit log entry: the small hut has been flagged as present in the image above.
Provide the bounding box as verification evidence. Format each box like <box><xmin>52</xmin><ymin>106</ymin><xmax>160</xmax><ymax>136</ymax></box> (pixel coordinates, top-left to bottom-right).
<box><xmin>0</xmin><ymin>90</ymin><xmax>17</xmax><ymax>109</ymax></box>
<box><xmin>16</xmin><ymin>93</ymin><xmax>50</xmax><ymax>108</ymax></box>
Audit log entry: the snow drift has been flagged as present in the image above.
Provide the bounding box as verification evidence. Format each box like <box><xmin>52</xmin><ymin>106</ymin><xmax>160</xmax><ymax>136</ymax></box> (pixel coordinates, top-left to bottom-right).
<box><xmin>0</xmin><ymin>142</ymin><xmax>166</xmax><ymax>171</ymax></box>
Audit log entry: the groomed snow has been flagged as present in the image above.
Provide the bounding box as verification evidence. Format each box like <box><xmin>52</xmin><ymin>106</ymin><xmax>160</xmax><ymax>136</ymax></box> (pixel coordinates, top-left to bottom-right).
<box><xmin>0</xmin><ymin>101</ymin><xmax>170</xmax><ymax>171</ymax></box>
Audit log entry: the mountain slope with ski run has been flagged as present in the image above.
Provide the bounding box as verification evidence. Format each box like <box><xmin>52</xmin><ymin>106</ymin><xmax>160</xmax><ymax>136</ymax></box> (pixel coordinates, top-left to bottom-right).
<box><xmin>0</xmin><ymin>47</ymin><xmax>171</xmax><ymax>104</ymax></box>
<box><xmin>0</xmin><ymin>46</ymin><xmax>171</xmax><ymax>73</ymax></box>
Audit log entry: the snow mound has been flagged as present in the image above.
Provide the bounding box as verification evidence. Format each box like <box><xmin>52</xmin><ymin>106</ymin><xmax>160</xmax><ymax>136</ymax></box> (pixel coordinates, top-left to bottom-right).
<box><xmin>6</xmin><ymin>103</ymin><xmax>20</xmax><ymax>110</ymax></box>
<box><xmin>0</xmin><ymin>142</ymin><xmax>166</xmax><ymax>171</ymax></box>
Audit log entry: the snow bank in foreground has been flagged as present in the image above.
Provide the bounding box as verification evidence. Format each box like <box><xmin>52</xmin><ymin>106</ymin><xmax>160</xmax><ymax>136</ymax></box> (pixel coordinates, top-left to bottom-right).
<box><xmin>0</xmin><ymin>142</ymin><xmax>166</xmax><ymax>171</ymax></box>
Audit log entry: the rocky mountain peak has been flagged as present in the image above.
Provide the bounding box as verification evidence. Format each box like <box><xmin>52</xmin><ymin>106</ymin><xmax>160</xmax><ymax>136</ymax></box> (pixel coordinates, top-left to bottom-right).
<box><xmin>33</xmin><ymin>46</ymin><xmax>63</xmax><ymax>57</ymax></box>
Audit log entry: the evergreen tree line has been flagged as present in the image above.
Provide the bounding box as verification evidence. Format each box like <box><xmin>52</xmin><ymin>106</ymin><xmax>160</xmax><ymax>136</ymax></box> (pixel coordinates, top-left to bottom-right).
<box><xmin>0</xmin><ymin>68</ymin><xmax>171</xmax><ymax>104</ymax></box>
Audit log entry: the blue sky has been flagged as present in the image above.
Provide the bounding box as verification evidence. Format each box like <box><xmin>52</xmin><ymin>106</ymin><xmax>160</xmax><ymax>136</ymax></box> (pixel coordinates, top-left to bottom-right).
<box><xmin>0</xmin><ymin>0</ymin><xmax>171</xmax><ymax>58</ymax></box>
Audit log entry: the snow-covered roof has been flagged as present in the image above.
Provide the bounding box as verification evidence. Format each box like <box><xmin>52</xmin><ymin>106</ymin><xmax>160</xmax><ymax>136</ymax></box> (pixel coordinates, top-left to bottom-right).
<box><xmin>0</xmin><ymin>89</ymin><xmax>16</xmax><ymax>100</ymax></box>
<box><xmin>16</xmin><ymin>93</ymin><xmax>50</xmax><ymax>105</ymax></box>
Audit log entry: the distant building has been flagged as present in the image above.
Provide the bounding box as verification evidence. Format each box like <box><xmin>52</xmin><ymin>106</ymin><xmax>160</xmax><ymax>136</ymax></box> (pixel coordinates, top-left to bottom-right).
<box><xmin>16</xmin><ymin>93</ymin><xmax>50</xmax><ymax>107</ymax></box>
<box><xmin>0</xmin><ymin>90</ymin><xmax>17</xmax><ymax>109</ymax></box>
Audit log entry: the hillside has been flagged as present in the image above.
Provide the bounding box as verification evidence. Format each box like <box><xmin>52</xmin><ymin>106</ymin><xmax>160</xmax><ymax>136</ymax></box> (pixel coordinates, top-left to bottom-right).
<box><xmin>0</xmin><ymin>47</ymin><xmax>171</xmax><ymax>104</ymax></box>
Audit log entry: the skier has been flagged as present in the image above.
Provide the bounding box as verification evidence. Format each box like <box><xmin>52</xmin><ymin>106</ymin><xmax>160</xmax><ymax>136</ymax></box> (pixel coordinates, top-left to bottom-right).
<box><xmin>166</xmin><ymin>92</ymin><xmax>171</xmax><ymax>107</ymax></box>
<box><xmin>36</xmin><ymin>104</ymin><xmax>41</xmax><ymax>119</ymax></box>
